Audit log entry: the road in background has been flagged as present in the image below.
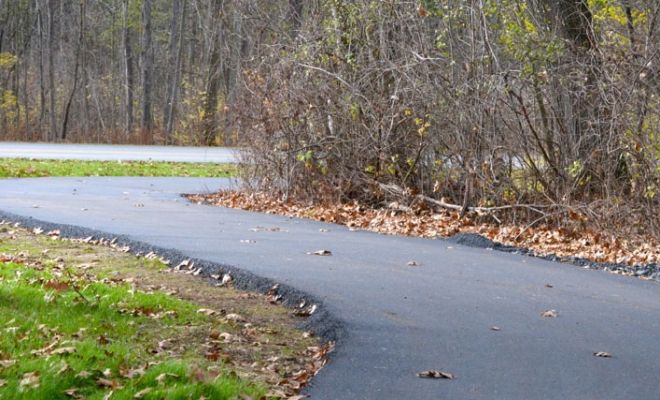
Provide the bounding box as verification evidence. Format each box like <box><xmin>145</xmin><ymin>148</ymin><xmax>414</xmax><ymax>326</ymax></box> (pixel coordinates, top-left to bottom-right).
<box><xmin>0</xmin><ymin>142</ymin><xmax>239</xmax><ymax>163</ymax></box>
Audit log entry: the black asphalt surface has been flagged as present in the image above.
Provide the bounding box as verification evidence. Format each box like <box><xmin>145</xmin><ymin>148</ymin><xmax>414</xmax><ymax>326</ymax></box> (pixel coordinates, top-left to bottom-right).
<box><xmin>0</xmin><ymin>177</ymin><xmax>658</xmax><ymax>400</ymax></box>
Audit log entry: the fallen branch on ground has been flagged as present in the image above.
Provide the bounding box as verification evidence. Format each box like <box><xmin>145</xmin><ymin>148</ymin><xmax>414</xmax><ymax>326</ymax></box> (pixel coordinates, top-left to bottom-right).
<box><xmin>378</xmin><ymin>183</ymin><xmax>552</xmax><ymax>220</ymax></box>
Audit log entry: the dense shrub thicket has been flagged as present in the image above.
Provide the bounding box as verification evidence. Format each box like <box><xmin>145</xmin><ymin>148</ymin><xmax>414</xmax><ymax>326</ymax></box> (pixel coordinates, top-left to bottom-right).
<box><xmin>235</xmin><ymin>0</ymin><xmax>658</xmax><ymax>234</ymax></box>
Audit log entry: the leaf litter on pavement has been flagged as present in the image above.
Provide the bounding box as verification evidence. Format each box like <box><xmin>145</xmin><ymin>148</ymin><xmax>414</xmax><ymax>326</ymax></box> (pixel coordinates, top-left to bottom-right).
<box><xmin>0</xmin><ymin>222</ymin><xmax>333</xmax><ymax>399</ymax></box>
<box><xmin>187</xmin><ymin>191</ymin><xmax>658</xmax><ymax>271</ymax></box>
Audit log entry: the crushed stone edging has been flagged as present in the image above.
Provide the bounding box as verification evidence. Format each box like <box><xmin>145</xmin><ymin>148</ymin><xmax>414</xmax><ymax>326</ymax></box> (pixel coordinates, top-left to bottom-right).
<box><xmin>0</xmin><ymin>210</ymin><xmax>345</xmax><ymax>344</ymax></box>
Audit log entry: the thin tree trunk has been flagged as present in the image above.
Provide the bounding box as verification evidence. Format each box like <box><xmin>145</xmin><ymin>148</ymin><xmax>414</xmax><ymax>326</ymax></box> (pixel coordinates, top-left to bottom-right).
<box><xmin>60</xmin><ymin>0</ymin><xmax>84</xmax><ymax>141</ymax></box>
<box><xmin>165</xmin><ymin>0</ymin><xmax>186</xmax><ymax>140</ymax></box>
<box><xmin>37</xmin><ymin>7</ymin><xmax>45</xmax><ymax>140</ymax></box>
<box><xmin>140</xmin><ymin>0</ymin><xmax>154</xmax><ymax>140</ymax></box>
<box><xmin>201</xmin><ymin>0</ymin><xmax>223</xmax><ymax>146</ymax></box>
<box><xmin>122</xmin><ymin>0</ymin><xmax>134</xmax><ymax>135</ymax></box>
<box><xmin>46</xmin><ymin>0</ymin><xmax>56</xmax><ymax>142</ymax></box>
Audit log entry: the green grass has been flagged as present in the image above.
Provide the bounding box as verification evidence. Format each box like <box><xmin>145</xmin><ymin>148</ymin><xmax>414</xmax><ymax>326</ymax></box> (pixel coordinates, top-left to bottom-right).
<box><xmin>0</xmin><ymin>158</ymin><xmax>236</xmax><ymax>178</ymax></box>
<box><xmin>0</xmin><ymin>260</ymin><xmax>264</xmax><ymax>399</ymax></box>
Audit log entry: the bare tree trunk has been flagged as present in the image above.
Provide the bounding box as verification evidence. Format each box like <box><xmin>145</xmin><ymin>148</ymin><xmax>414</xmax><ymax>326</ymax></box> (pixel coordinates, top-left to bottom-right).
<box><xmin>46</xmin><ymin>0</ymin><xmax>56</xmax><ymax>141</ymax></box>
<box><xmin>122</xmin><ymin>0</ymin><xmax>134</xmax><ymax>135</ymax></box>
<box><xmin>37</xmin><ymin>6</ymin><xmax>46</xmax><ymax>140</ymax></box>
<box><xmin>140</xmin><ymin>0</ymin><xmax>153</xmax><ymax>140</ymax></box>
<box><xmin>201</xmin><ymin>0</ymin><xmax>223</xmax><ymax>146</ymax></box>
<box><xmin>60</xmin><ymin>0</ymin><xmax>84</xmax><ymax>141</ymax></box>
<box><xmin>165</xmin><ymin>0</ymin><xmax>186</xmax><ymax>140</ymax></box>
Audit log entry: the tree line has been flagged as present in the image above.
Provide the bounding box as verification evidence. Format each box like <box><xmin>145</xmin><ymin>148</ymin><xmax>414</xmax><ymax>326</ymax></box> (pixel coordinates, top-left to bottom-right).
<box><xmin>0</xmin><ymin>0</ymin><xmax>254</xmax><ymax>145</ymax></box>
<box><xmin>0</xmin><ymin>1</ymin><xmax>658</xmax><ymax>231</ymax></box>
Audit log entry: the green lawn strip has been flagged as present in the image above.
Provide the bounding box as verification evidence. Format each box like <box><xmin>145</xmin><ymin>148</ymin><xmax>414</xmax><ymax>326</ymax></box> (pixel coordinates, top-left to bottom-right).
<box><xmin>0</xmin><ymin>226</ymin><xmax>324</xmax><ymax>400</ymax></box>
<box><xmin>0</xmin><ymin>158</ymin><xmax>236</xmax><ymax>178</ymax></box>
<box><xmin>0</xmin><ymin>260</ymin><xmax>265</xmax><ymax>400</ymax></box>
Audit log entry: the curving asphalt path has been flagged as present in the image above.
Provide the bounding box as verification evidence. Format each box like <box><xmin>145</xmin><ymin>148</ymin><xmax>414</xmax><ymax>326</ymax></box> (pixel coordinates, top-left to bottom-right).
<box><xmin>0</xmin><ymin>177</ymin><xmax>659</xmax><ymax>400</ymax></box>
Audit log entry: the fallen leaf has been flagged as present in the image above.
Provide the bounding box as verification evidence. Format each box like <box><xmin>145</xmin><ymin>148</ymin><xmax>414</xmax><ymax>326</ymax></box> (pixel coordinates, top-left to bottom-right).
<box><xmin>417</xmin><ymin>370</ymin><xmax>454</xmax><ymax>379</ymax></box>
<box><xmin>294</xmin><ymin>304</ymin><xmax>317</xmax><ymax>317</ymax></box>
<box><xmin>64</xmin><ymin>388</ymin><xmax>83</xmax><ymax>399</ymax></box>
<box><xmin>56</xmin><ymin>362</ymin><xmax>72</xmax><ymax>375</ymax></box>
<box><xmin>97</xmin><ymin>378</ymin><xmax>122</xmax><ymax>390</ymax></box>
<box><xmin>0</xmin><ymin>379</ymin><xmax>6</xmax><ymax>387</ymax></box>
<box><xmin>225</xmin><ymin>313</ymin><xmax>245</xmax><ymax>322</ymax></box>
<box><xmin>20</xmin><ymin>371</ymin><xmax>40</xmax><ymax>389</ymax></box>
<box><xmin>541</xmin><ymin>309</ymin><xmax>559</xmax><ymax>318</ymax></box>
<box><xmin>119</xmin><ymin>366</ymin><xmax>145</xmax><ymax>379</ymax></box>
<box><xmin>155</xmin><ymin>372</ymin><xmax>178</xmax><ymax>385</ymax></box>
<box><xmin>545</xmin><ymin>284</ymin><xmax>554</xmax><ymax>288</ymax></box>
<box><xmin>44</xmin><ymin>280</ymin><xmax>69</xmax><ymax>292</ymax></box>
<box><xmin>157</xmin><ymin>340</ymin><xmax>173</xmax><ymax>351</ymax></box>
<box><xmin>76</xmin><ymin>371</ymin><xmax>91</xmax><ymax>379</ymax></box>
<box><xmin>134</xmin><ymin>388</ymin><xmax>152</xmax><ymax>399</ymax></box>
<box><xmin>407</xmin><ymin>260</ymin><xmax>419</xmax><ymax>266</ymax></box>
<box><xmin>490</xmin><ymin>326</ymin><xmax>501</xmax><ymax>331</ymax></box>
<box><xmin>593</xmin><ymin>351</ymin><xmax>612</xmax><ymax>358</ymax></box>
<box><xmin>307</xmin><ymin>250</ymin><xmax>332</xmax><ymax>256</ymax></box>
<box><xmin>51</xmin><ymin>347</ymin><xmax>76</xmax><ymax>355</ymax></box>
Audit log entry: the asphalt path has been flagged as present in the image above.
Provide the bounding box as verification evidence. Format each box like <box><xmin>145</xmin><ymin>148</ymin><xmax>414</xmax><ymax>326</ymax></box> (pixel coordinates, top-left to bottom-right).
<box><xmin>0</xmin><ymin>142</ymin><xmax>238</xmax><ymax>163</ymax></box>
<box><xmin>0</xmin><ymin>177</ymin><xmax>658</xmax><ymax>400</ymax></box>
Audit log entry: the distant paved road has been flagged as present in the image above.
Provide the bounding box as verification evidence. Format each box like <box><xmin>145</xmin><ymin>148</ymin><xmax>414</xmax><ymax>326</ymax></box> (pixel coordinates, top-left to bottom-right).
<box><xmin>0</xmin><ymin>142</ymin><xmax>238</xmax><ymax>163</ymax></box>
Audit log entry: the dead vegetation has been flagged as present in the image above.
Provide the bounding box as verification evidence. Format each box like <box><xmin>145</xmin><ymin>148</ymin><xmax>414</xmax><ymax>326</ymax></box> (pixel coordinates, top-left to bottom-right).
<box><xmin>187</xmin><ymin>190</ymin><xmax>658</xmax><ymax>269</ymax></box>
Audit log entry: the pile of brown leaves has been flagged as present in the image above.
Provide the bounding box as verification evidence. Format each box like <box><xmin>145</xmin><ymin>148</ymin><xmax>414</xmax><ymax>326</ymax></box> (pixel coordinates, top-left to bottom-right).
<box><xmin>187</xmin><ymin>191</ymin><xmax>658</xmax><ymax>268</ymax></box>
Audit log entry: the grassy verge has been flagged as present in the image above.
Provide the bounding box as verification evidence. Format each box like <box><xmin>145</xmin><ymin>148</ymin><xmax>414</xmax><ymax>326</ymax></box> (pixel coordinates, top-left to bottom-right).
<box><xmin>0</xmin><ymin>224</ymin><xmax>325</xmax><ymax>399</ymax></box>
<box><xmin>0</xmin><ymin>158</ymin><xmax>236</xmax><ymax>178</ymax></box>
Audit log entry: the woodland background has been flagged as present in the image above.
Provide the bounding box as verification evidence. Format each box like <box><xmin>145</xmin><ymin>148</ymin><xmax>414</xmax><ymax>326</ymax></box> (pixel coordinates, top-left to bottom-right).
<box><xmin>0</xmin><ymin>0</ymin><xmax>658</xmax><ymax>233</ymax></box>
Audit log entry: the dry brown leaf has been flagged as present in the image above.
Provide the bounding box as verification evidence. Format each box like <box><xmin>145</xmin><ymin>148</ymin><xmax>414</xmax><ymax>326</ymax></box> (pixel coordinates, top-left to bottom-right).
<box><xmin>119</xmin><ymin>366</ymin><xmax>145</xmax><ymax>379</ymax></box>
<box><xmin>197</xmin><ymin>308</ymin><xmax>217</xmax><ymax>316</ymax></box>
<box><xmin>0</xmin><ymin>379</ymin><xmax>6</xmax><ymax>388</ymax></box>
<box><xmin>225</xmin><ymin>313</ymin><xmax>245</xmax><ymax>322</ymax></box>
<box><xmin>57</xmin><ymin>363</ymin><xmax>72</xmax><ymax>375</ymax></box>
<box><xmin>51</xmin><ymin>347</ymin><xmax>76</xmax><ymax>355</ymax></box>
<box><xmin>97</xmin><ymin>378</ymin><xmax>122</xmax><ymax>390</ymax></box>
<box><xmin>20</xmin><ymin>371</ymin><xmax>40</xmax><ymax>389</ymax></box>
<box><xmin>76</xmin><ymin>370</ymin><xmax>91</xmax><ymax>379</ymax></box>
<box><xmin>64</xmin><ymin>388</ymin><xmax>83</xmax><ymax>399</ymax></box>
<box><xmin>134</xmin><ymin>387</ymin><xmax>153</xmax><ymax>399</ymax></box>
<box><xmin>307</xmin><ymin>250</ymin><xmax>332</xmax><ymax>256</ymax></box>
<box><xmin>417</xmin><ymin>370</ymin><xmax>454</xmax><ymax>379</ymax></box>
<box><xmin>44</xmin><ymin>279</ymin><xmax>69</xmax><ymax>292</ymax></box>
<box><xmin>155</xmin><ymin>372</ymin><xmax>178</xmax><ymax>385</ymax></box>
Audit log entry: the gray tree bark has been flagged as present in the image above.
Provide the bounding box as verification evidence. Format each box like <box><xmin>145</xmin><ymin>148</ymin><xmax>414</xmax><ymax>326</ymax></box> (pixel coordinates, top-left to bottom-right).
<box><xmin>122</xmin><ymin>0</ymin><xmax>134</xmax><ymax>135</ymax></box>
<box><xmin>163</xmin><ymin>0</ymin><xmax>183</xmax><ymax>141</ymax></box>
<box><xmin>140</xmin><ymin>0</ymin><xmax>154</xmax><ymax>138</ymax></box>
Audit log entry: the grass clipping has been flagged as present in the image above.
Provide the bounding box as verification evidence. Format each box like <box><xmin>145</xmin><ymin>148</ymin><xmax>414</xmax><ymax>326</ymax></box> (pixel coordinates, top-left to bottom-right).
<box><xmin>0</xmin><ymin>223</ymin><xmax>331</xmax><ymax>399</ymax></box>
